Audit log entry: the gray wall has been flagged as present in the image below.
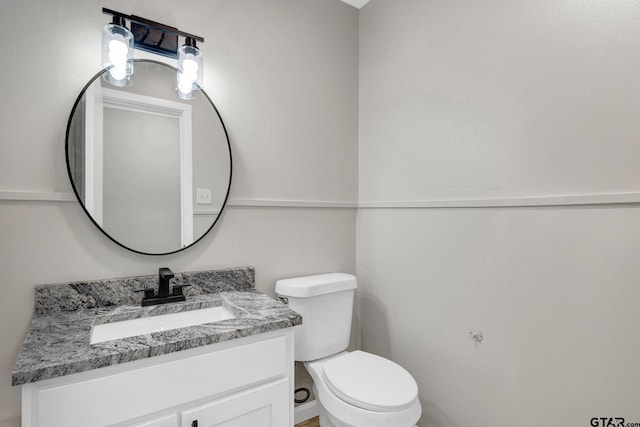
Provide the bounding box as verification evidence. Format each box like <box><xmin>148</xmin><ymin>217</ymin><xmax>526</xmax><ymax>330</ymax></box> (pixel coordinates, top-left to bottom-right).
<box><xmin>0</xmin><ymin>0</ymin><xmax>358</xmax><ymax>424</ymax></box>
<box><xmin>6</xmin><ymin>1</ymin><xmax>638</xmax><ymax>426</ymax></box>
<box><xmin>358</xmin><ymin>1</ymin><xmax>640</xmax><ymax>426</ymax></box>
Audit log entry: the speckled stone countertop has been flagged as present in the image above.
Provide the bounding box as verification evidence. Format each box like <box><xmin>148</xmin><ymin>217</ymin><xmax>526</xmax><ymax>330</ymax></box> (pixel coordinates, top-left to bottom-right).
<box><xmin>12</xmin><ymin>267</ymin><xmax>302</xmax><ymax>386</ymax></box>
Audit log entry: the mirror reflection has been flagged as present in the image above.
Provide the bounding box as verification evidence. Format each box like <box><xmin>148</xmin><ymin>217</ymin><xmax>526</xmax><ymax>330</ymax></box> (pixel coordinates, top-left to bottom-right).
<box><xmin>66</xmin><ymin>60</ymin><xmax>232</xmax><ymax>255</ymax></box>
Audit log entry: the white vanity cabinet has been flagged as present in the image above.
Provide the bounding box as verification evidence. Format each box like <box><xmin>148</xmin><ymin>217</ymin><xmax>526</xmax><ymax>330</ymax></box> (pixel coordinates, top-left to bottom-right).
<box><xmin>132</xmin><ymin>414</ymin><xmax>178</xmax><ymax>427</ymax></box>
<box><xmin>21</xmin><ymin>329</ymin><xmax>294</xmax><ymax>427</ymax></box>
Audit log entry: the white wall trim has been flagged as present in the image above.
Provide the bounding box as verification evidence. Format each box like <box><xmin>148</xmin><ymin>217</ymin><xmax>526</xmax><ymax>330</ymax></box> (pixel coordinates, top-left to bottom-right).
<box><xmin>359</xmin><ymin>192</ymin><xmax>640</xmax><ymax>208</ymax></box>
<box><xmin>193</xmin><ymin>209</ymin><xmax>222</xmax><ymax>216</ymax></box>
<box><xmin>3</xmin><ymin>192</ymin><xmax>640</xmax><ymax>207</ymax></box>
<box><xmin>0</xmin><ymin>191</ymin><xmax>76</xmax><ymax>202</ymax></box>
<box><xmin>0</xmin><ymin>192</ymin><xmax>358</xmax><ymax>208</ymax></box>
<box><xmin>227</xmin><ymin>199</ymin><xmax>358</xmax><ymax>209</ymax></box>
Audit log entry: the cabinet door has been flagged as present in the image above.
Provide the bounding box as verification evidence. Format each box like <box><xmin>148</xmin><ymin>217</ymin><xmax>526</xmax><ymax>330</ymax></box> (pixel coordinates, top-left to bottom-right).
<box><xmin>181</xmin><ymin>379</ymin><xmax>289</xmax><ymax>427</ymax></box>
<box><xmin>131</xmin><ymin>413</ymin><xmax>178</xmax><ymax>427</ymax></box>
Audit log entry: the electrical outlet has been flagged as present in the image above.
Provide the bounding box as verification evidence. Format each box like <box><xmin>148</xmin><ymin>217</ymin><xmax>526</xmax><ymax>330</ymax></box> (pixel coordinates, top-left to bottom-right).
<box><xmin>196</xmin><ymin>188</ymin><xmax>212</xmax><ymax>204</ymax></box>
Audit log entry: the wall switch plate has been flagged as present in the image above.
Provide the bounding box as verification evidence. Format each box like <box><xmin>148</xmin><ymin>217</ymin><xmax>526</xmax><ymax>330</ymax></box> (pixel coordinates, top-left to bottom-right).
<box><xmin>196</xmin><ymin>188</ymin><xmax>212</xmax><ymax>204</ymax></box>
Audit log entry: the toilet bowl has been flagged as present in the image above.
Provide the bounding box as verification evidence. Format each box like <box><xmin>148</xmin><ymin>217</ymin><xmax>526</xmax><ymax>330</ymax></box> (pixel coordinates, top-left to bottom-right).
<box><xmin>306</xmin><ymin>351</ymin><xmax>421</xmax><ymax>427</ymax></box>
<box><xmin>275</xmin><ymin>273</ymin><xmax>421</xmax><ymax>427</ymax></box>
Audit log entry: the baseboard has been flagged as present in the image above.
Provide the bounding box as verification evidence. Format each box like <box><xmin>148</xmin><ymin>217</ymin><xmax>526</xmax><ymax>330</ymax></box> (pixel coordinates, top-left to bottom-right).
<box><xmin>295</xmin><ymin>399</ymin><xmax>319</xmax><ymax>424</ymax></box>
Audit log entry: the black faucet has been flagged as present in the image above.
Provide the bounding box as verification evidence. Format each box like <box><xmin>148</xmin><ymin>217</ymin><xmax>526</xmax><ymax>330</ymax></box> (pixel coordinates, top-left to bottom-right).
<box><xmin>158</xmin><ymin>267</ymin><xmax>174</xmax><ymax>297</ymax></box>
<box><xmin>136</xmin><ymin>267</ymin><xmax>187</xmax><ymax>306</ymax></box>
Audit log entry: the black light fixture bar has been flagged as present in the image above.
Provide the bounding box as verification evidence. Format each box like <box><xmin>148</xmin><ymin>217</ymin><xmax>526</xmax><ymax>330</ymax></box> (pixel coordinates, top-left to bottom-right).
<box><xmin>103</xmin><ymin>8</ymin><xmax>204</xmax><ymax>59</ymax></box>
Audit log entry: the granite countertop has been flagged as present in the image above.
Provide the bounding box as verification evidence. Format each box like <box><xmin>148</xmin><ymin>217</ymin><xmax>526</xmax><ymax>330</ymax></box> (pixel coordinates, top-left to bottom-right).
<box><xmin>12</xmin><ymin>267</ymin><xmax>302</xmax><ymax>386</ymax></box>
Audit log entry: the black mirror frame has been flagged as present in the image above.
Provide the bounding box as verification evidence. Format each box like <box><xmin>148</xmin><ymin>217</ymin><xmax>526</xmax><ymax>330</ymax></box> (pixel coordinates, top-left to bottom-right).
<box><xmin>65</xmin><ymin>59</ymin><xmax>232</xmax><ymax>256</ymax></box>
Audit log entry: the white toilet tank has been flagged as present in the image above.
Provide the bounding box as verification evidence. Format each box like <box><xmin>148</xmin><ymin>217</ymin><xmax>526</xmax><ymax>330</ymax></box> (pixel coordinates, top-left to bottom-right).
<box><xmin>276</xmin><ymin>273</ymin><xmax>357</xmax><ymax>362</ymax></box>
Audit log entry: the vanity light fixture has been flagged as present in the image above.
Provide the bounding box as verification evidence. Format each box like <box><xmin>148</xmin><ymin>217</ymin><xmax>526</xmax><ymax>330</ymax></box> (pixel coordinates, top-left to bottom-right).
<box><xmin>102</xmin><ymin>15</ymin><xmax>134</xmax><ymax>87</ymax></box>
<box><xmin>177</xmin><ymin>37</ymin><xmax>203</xmax><ymax>99</ymax></box>
<box><xmin>102</xmin><ymin>8</ymin><xmax>205</xmax><ymax>97</ymax></box>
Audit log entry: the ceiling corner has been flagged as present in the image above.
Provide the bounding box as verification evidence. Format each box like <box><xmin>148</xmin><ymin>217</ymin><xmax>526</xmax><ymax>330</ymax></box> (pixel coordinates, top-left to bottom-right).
<box><xmin>339</xmin><ymin>0</ymin><xmax>370</xmax><ymax>9</ymax></box>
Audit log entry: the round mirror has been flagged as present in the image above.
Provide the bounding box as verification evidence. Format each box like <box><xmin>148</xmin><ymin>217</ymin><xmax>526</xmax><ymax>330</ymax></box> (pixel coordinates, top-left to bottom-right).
<box><xmin>66</xmin><ymin>59</ymin><xmax>232</xmax><ymax>255</ymax></box>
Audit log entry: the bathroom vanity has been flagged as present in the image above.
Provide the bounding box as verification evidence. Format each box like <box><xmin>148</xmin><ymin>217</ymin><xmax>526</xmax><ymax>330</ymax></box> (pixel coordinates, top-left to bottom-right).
<box><xmin>12</xmin><ymin>267</ymin><xmax>302</xmax><ymax>427</ymax></box>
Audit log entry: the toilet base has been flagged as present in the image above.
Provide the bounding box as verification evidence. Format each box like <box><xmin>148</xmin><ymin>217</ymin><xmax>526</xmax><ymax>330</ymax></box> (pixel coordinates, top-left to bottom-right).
<box><xmin>317</xmin><ymin>401</ymin><xmax>417</xmax><ymax>427</ymax></box>
<box><xmin>318</xmin><ymin>400</ymin><xmax>337</xmax><ymax>427</ymax></box>
<box><xmin>313</xmin><ymin>387</ymin><xmax>357</xmax><ymax>427</ymax></box>
<box><xmin>315</xmin><ymin>389</ymin><xmax>349</xmax><ymax>427</ymax></box>
<box><xmin>313</xmin><ymin>384</ymin><xmax>417</xmax><ymax>427</ymax></box>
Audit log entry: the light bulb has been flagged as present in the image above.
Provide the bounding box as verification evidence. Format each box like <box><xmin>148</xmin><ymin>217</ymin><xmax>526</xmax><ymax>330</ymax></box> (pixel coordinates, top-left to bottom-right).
<box><xmin>108</xmin><ymin>50</ymin><xmax>126</xmax><ymax>66</ymax></box>
<box><xmin>108</xmin><ymin>39</ymin><xmax>128</xmax><ymax>57</ymax></box>
<box><xmin>109</xmin><ymin>65</ymin><xmax>127</xmax><ymax>81</ymax></box>
<box><xmin>183</xmin><ymin>57</ymin><xmax>199</xmax><ymax>73</ymax></box>
<box><xmin>177</xmin><ymin>72</ymin><xmax>193</xmax><ymax>95</ymax></box>
<box><xmin>182</xmin><ymin>60</ymin><xmax>198</xmax><ymax>84</ymax></box>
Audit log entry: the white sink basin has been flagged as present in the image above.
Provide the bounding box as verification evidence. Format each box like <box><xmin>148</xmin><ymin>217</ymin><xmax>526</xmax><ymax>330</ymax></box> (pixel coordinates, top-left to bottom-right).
<box><xmin>90</xmin><ymin>306</ymin><xmax>236</xmax><ymax>344</ymax></box>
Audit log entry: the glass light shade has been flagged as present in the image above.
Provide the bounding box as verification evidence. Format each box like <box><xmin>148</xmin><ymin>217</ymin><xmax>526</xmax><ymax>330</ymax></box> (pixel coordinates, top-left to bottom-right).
<box><xmin>177</xmin><ymin>44</ymin><xmax>203</xmax><ymax>99</ymax></box>
<box><xmin>102</xmin><ymin>22</ymin><xmax>134</xmax><ymax>87</ymax></box>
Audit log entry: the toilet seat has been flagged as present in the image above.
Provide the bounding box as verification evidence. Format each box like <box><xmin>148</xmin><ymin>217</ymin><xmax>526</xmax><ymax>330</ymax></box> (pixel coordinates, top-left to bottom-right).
<box><xmin>306</xmin><ymin>352</ymin><xmax>422</xmax><ymax>427</ymax></box>
<box><xmin>321</xmin><ymin>351</ymin><xmax>419</xmax><ymax>412</ymax></box>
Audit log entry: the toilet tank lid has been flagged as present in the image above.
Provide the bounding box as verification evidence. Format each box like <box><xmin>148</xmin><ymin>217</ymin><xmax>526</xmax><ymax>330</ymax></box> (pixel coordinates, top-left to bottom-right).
<box><xmin>275</xmin><ymin>273</ymin><xmax>357</xmax><ymax>297</ymax></box>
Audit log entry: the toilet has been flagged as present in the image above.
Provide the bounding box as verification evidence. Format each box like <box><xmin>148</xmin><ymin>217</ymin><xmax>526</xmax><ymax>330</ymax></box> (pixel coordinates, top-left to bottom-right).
<box><xmin>276</xmin><ymin>273</ymin><xmax>421</xmax><ymax>427</ymax></box>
